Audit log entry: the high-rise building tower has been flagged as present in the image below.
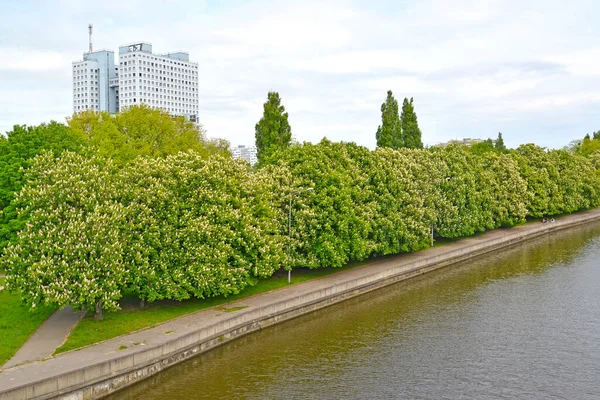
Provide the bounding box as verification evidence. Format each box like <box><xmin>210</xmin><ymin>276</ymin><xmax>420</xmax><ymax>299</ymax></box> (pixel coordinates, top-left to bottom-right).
<box><xmin>117</xmin><ymin>42</ymin><xmax>199</xmax><ymax>119</ymax></box>
<box><xmin>72</xmin><ymin>31</ymin><xmax>199</xmax><ymax>120</ymax></box>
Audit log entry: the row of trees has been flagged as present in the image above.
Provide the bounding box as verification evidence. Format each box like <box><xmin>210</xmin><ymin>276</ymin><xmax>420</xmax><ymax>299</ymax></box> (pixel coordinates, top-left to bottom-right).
<box><xmin>376</xmin><ymin>91</ymin><xmax>423</xmax><ymax>150</ymax></box>
<box><xmin>274</xmin><ymin>140</ymin><xmax>600</xmax><ymax>269</ymax></box>
<box><xmin>3</xmin><ymin>131</ymin><xmax>600</xmax><ymax>318</ymax></box>
<box><xmin>0</xmin><ymin>106</ymin><xmax>228</xmax><ymax>253</ymax></box>
<box><xmin>253</xmin><ymin>90</ymin><xmax>424</xmax><ymax>164</ymax></box>
<box><xmin>2</xmin><ymin>152</ymin><xmax>282</xmax><ymax>319</ymax></box>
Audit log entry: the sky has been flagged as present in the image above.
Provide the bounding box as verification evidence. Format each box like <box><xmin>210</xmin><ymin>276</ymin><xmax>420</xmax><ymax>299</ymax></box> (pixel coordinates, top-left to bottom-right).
<box><xmin>0</xmin><ymin>0</ymin><xmax>599</xmax><ymax>149</ymax></box>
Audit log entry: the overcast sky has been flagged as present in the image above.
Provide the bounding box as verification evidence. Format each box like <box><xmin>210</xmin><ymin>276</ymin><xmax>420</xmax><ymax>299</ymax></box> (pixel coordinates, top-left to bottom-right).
<box><xmin>1</xmin><ymin>0</ymin><xmax>598</xmax><ymax>149</ymax></box>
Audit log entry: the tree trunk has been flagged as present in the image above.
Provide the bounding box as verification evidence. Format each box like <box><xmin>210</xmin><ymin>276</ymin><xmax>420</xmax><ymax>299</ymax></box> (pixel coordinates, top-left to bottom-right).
<box><xmin>140</xmin><ymin>299</ymin><xmax>146</xmax><ymax>310</ymax></box>
<box><xmin>94</xmin><ymin>301</ymin><xmax>103</xmax><ymax>321</ymax></box>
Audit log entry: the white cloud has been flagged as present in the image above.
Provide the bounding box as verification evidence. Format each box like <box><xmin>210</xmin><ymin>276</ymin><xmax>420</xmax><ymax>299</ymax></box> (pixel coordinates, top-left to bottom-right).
<box><xmin>545</xmin><ymin>48</ymin><xmax>600</xmax><ymax>76</ymax></box>
<box><xmin>0</xmin><ymin>48</ymin><xmax>68</xmax><ymax>71</ymax></box>
<box><xmin>1</xmin><ymin>0</ymin><xmax>600</xmax><ymax>150</ymax></box>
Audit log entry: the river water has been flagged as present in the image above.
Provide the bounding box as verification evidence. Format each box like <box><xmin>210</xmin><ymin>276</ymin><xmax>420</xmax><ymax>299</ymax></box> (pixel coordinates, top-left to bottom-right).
<box><xmin>109</xmin><ymin>222</ymin><xmax>600</xmax><ymax>400</ymax></box>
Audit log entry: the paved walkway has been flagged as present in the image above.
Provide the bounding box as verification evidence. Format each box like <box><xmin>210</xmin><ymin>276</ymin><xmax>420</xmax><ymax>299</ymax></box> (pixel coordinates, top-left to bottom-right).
<box><xmin>2</xmin><ymin>306</ymin><xmax>86</xmax><ymax>369</ymax></box>
<box><xmin>1</xmin><ymin>209</ymin><xmax>600</xmax><ymax>399</ymax></box>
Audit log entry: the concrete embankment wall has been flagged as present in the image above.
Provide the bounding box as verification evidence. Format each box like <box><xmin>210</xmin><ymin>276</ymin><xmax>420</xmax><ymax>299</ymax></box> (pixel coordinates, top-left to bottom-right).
<box><xmin>1</xmin><ymin>209</ymin><xmax>599</xmax><ymax>400</ymax></box>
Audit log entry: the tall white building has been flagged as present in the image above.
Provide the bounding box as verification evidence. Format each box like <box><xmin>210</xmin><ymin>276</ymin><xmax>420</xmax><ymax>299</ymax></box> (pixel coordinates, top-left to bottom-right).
<box><xmin>73</xmin><ymin>41</ymin><xmax>199</xmax><ymax>121</ymax></box>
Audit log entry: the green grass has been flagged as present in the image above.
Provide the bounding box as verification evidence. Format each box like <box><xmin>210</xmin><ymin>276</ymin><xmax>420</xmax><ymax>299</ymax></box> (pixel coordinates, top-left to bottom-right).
<box><xmin>55</xmin><ymin>262</ymin><xmax>370</xmax><ymax>355</ymax></box>
<box><xmin>0</xmin><ymin>278</ymin><xmax>57</xmax><ymax>366</ymax></box>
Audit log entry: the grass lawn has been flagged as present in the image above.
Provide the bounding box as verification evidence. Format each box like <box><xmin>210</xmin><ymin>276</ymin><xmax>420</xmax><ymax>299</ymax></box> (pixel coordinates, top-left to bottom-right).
<box><xmin>0</xmin><ymin>278</ymin><xmax>57</xmax><ymax>366</ymax></box>
<box><xmin>55</xmin><ymin>261</ymin><xmax>371</xmax><ymax>355</ymax></box>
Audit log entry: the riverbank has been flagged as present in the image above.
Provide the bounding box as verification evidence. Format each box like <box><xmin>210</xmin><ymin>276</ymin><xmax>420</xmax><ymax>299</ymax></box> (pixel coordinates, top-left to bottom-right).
<box><xmin>1</xmin><ymin>208</ymin><xmax>600</xmax><ymax>400</ymax></box>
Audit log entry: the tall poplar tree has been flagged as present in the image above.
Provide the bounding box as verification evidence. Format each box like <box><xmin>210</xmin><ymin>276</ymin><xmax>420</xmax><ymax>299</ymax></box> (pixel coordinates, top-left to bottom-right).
<box><xmin>401</xmin><ymin>97</ymin><xmax>423</xmax><ymax>149</ymax></box>
<box><xmin>255</xmin><ymin>91</ymin><xmax>292</xmax><ymax>164</ymax></box>
<box><xmin>495</xmin><ymin>132</ymin><xmax>507</xmax><ymax>152</ymax></box>
<box><xmin>376</xmin><ymin>90</ymin><xmax>402</xmax><ymax>149</ymax></box>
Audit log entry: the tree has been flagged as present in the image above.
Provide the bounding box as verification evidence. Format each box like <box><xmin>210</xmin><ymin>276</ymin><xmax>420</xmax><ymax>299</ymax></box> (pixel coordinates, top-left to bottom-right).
<box><xmin>580</xmin><ymin>135</ymin><xmax>600</xmax><ymax>156</ymax></box>
<box><xmin>495</xmin><ymin>132</ymin><xmax>507</xmax><ymax>152</ymax></box>
<box><xmin>119</xmin><ymin>152</ymin><xmax>286</xmax><ymax>303</ymax></box>
<box><xmin>68</xmin><ymin>105</ymin><xmax>229</xmax><ymax>166</ymax></box>
<box><xmin>254</xmin><ymin>92</ymin><xmax>292</xmax><ymax>164</ymax></box>
<box><xmin>0</xmin><ymin>122</ymin><xmax>87</xmax><ymax>250</ymax></box>
<box><xmin>361</xmin><ymin>147</ymin><xmax>439</xmax><ymax>255</ymax></box>
<box><xmin>401</xmin><ymin>97</ymin><xmax>423</xmax><ymax>149</ymax></box>
<box><xmin>274</xmin><ymin>140</ymin><xmax>375</xmax><ymax>268</ymax></box>
<box><xmin>0</xmin><ymin>152</ymin><xmax>127</xmax><ymax>320</ymax></box>
<box><xmin>470</xmin><ymin>139</ymin><xmax>495</xmax><ymax>155</ymax></box>
<box><xmin>563</xmin><ymin>139</ymin><xmax>582</xmax><ymax>154</ymax></box>
<box><xmin>376</xmin><ymin>90</ymin><xmax>402</xmax><ymax>149</ymax></box>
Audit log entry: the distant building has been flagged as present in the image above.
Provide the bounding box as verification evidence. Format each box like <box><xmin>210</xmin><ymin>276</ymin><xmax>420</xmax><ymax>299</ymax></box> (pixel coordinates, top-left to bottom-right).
<box><xmin>232</xmin><ymin>145</ymin><xmax>258</xmax><ymax>165</ymax></box>
<box><xmin>436</xmin><ymin>138</ymin><xmax>487</xmax><ymax>148</ymax></box>
<box><xmin>72</xmin><ymin>38</ymin><xmax>199</xmax><ymax>120</ymax></box>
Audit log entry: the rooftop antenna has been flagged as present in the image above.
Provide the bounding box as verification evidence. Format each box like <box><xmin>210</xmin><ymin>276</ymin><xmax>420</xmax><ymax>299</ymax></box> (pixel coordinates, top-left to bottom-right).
<box><xmin>88</xmin><ymin>24</ymin><xmax>93</xmax><ymax>53</ymax></box>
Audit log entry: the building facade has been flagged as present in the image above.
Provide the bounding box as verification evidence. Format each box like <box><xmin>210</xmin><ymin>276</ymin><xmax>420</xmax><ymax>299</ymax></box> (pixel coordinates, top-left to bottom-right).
<box><xmin>232</xmin><ymin>145</ymin><xmax>258</xmax><ymax>165</ymax></box>
<box><xmin>73</xmin><ymin>42</ymin><xmax>199</xmax><ymax>120</ymax></box>
<box><xmin>73</xmin><ymin>50</ymin><xmax>117</xmax><ymax>114</ymax></box>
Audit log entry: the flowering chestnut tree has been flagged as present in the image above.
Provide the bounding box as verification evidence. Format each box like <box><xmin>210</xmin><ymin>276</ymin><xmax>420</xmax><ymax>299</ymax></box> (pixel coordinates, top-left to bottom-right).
<box><xmin>119</xmin><ymin>152</ymin><xmax>287</xmax><ymax>302</ymax></box>
<box><xmin>274</xmin><ymin>140</ymin><xmax>376</xmax><ymax>268</ymax></box>
<box><xmin>0</xmin><ymin>152</ymin><xmax>126</xmax><ymax>320</ymax></box>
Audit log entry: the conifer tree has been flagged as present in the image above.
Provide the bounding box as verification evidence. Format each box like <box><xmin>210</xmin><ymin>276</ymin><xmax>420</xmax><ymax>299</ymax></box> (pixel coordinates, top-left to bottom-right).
<box><xmin>401</xmin><ymin>97</ymin><xmax>423</xmax><ymax>149</ymax></box>
<box><xmin>376</xmin><ymin>90</ymin><xmax>402</xmax><ymax>149</ymax></box>
<box><xmin>495</xmin><ymin>132</ymin><xmax>507</xmax><ymax>152</ymax></box>
<box><xmin>255</xmin><ymin>92</ymin><xmax>292</xmax><ymax>164</ymax></box>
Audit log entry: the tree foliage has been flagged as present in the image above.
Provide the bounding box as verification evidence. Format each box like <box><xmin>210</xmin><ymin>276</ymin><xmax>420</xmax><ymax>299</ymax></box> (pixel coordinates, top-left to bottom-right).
<box><xmin>512</xmin><ymin>144</ymin><xmax>600</xmax><ymax>217</ymax></box>
<box><xmin>1</xmin><ymin>152</ymin><xmax>126</xmax><ymax>319</ymax></box>
<box><xmin>470</xmin><ymin>139</ymin><xmax>495</xmax><ymax>155</ymax></box>
<box><xmin>401</xmin><ymin>97</ymin><xmax>423</xmax><ymax>149</ymax></box>
<box><xmin>0</xmin><ymin>151</ymin><xmax>291</xmax><ymax>316</ymax></box>
<box><xmin>3</xmin><ymin>136</ymin><xmax>600</xmax><ymax>317</ymax></box>
<box><xmin>579</xmin><ymin>135</ymin><xmax>600</xmax><ymax>157</ymax></box>
<box><xmin>273</xmin><ymin>140</ymin><xmax>374</xmax><ymax>268</ymax></box>
<box><xmin>119</xmin><ymin>152</ymin><xmax>286</xmax><ymax>302</ymax></box>
<box><xmin>376</xmin><ymin>91</ymin><xmax>402</xmax><ymax>149</ymax></box>
<box><xmin>255</xmin><ymin>92</ymin><xmax>292</xmax><ymax>165</ymax></box>
<box><xmin>0</xmin><ymin>122</ymin><xmax>87</xmax><ymax>250</ymax></box>
<box><xmin>361</xmin><ymin>147</ymin><xmax>439</xmax><ymax>254</ymax></box>
<box><xmin>495</xmin><ymin>132</ymin><xmax>507</xmax><ymax>152</ymax></box>
<box><xmin>68</xmin><ymin>105</ymin><xmax>229</xmax><ymax>166</ymax></box>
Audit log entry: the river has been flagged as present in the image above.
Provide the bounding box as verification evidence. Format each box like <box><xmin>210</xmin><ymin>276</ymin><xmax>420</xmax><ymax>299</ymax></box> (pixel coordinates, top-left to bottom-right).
<box><xmin>109</xmin><ymin>221</ymin><xmax>600</xmax><ymax>399</ymax></box>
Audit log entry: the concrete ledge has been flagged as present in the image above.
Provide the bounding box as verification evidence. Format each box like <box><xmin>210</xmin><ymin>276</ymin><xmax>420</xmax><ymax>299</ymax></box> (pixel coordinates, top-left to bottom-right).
<box><xmin>1</xmin><ymin>209</ymin><xmax>600</xmax><ymax>400</ymax></box>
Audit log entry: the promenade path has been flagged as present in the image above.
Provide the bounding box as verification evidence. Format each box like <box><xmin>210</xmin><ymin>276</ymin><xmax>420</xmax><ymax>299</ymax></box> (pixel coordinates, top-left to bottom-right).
<box><xmin>1</xmin><ymin>208</ymin><xmax>599</xmax><ymax>399</ymax></box>
<box><xmin>1</xmin><ymin>307</ymin><xmax>86</xmax><ymax>369</ymax></box>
